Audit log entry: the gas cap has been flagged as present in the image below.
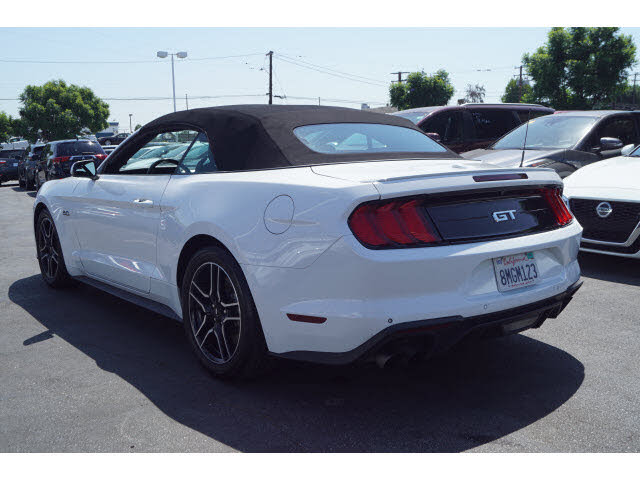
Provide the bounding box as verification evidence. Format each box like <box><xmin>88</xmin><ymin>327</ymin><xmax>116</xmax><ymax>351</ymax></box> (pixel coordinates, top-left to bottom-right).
<box><xmin>263</xmin><ymin>195</ymin><xmax>294</xmax><ymax>234</ymax></box>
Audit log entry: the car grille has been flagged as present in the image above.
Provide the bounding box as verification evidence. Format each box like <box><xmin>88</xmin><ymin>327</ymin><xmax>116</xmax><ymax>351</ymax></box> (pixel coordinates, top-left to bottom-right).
<box><xmin>569</xmin><ymin>198</ymin><xmax>640</xmax><ymax>243</ymax></box>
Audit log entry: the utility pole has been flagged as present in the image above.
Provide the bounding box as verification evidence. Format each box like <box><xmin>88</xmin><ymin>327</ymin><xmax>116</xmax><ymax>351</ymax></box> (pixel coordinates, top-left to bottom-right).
<box><xmin>318</xmin><ymin>97</ymin><xmax>321</xmax><ymax>106</ymax></box>
<box><xmin>170</xmin><ymin>54</ymin><xmax>176</xmax><ymax>111</ymax></box>
<box><xmin>267</xmin><ymin>51</ymin><xmax>274</xmax><ymax>104</ymax></box>
<box><xmin>633</xmin><ymin>72</ymin><xmax>639</xmax><ymax>106</ymax></box>
<box><xmin>185</xmin><ymin>93</ymin><xmax>189</xmax><ymax>110</ymax></box>
<box><xmin>390</xmin><ymin>71</ymin><xmax>410</xmax><ymax>83</ymax></box>
<box><xmin>129</xmin><ymin>114</ymin><xmax>132</xmax><ymax>133</ymax></box>
<box><xmin>518</xmin><ymin>65</ymin><xmax>523</xmax><ymax>102</ymax></box>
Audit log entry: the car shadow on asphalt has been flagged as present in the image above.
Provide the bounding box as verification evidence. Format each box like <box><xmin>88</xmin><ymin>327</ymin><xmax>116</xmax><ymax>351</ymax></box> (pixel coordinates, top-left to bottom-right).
<box><xmin>9</xmin><ymin>275</ymin><xmax>584</xmax><ymax>452</ymax></box>
<box><xmin>10</xmin><ymin>186</ymin><xmax>36</xmax><ymax>197</ymax></box>
<box><xmin>579</xmin><ymin>252</ymin><xmax>640</xmax><ymax>287</ymax></box>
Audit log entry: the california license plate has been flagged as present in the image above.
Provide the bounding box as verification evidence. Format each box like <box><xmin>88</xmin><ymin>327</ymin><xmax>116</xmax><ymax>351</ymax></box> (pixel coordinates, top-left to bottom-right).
<box><xmin>493</xmin><ymin>252</ymin><xmax>539</xmax><ymax>292</ymax></box>
<box><xmin>13</xmin><ymin>162</ymin><xmax>18</xmax><ymax>166</ymax></box>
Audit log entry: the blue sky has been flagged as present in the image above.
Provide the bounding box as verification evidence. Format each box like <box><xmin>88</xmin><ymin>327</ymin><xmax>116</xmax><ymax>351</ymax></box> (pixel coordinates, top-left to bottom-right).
<box><xmin>1</xmin><ymin>27</ymin><xmax>639</xmax><ymax>132</ymax></box>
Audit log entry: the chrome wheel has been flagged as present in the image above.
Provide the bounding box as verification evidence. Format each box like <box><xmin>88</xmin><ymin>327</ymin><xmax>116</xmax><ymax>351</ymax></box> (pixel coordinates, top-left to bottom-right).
<box><xmin>38</xmin><ymin>217</ymin><xmax>60</xmax><ymax>280</ymax></box>
<box><xmin>188</xmin><ymin>262</ymin><xmax>241</xmax><ymax>364</ymax></box>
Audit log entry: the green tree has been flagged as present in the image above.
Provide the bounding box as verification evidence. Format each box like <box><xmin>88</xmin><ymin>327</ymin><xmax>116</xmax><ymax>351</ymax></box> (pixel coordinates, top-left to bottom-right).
<box><xmin>523</xmin><ymin>27</ymin><xmax>636</xmax><ymax>109</ymax></box>
<box><xmin>0</xmin><ymin>111</ymin><xmax>15</xmax><ymax>143</ymax></box>
<box><xmin>134</xmin><ymin>123</ymin><xmax>143</xmax><ymax>131</ymax></box>
<box><xmin>389</xmin><ymin>70</ymin><xmax>455</xmax><ymax>110</ymax></box>
<box><xmin>463</xmin><ymin>83</ymin><xmax>486</xmax><ymax>103</ymax></box>
<box><xmin>18</xmin><ymin>80</ymin><xmax>110</xmax><ymax>142</ymax></box>
<box><xmin>501</xmin><ymin>78</ymin><xmax>534</xmax><ymax>103</ymax></box>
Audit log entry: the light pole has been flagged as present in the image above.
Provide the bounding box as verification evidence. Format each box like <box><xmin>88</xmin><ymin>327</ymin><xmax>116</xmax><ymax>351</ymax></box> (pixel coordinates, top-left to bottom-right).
<box><xmin>129</xmin><ymin>113</ymin><xmax>133</xmax><ymax>133</ymax></box>
<box><xmin>157</xmin><ymin>50</ymin><xmax>188</xmax><ymax>112</ymax></box>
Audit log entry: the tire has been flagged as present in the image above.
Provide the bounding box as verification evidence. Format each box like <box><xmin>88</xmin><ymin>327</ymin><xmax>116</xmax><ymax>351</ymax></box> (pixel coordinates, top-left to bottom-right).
<box><xmin>35</xmin><ymin>209</ymin><xmax>73</xmax><ymax>288</ymax></box>
<box><xmin>18</xmin><ymin>174</ymin><xmax>25</xmax><ymax>189</ymax></box>
<box><xmin>181</xmin><ymin>246</ymin><xmax>267</xmax><ymax>380</ymax></box>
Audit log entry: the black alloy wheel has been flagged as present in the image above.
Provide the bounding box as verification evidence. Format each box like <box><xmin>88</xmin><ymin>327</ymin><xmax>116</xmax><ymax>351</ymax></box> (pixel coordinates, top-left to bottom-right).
<box><xmin>181</xmin><ymin>246</ymin><xmax>267</xmax><ymax>379</ymax></box>
<box><xmin>36</xmin><ymin>210</ymin><xmax>73</xmax><ymax>288</ymax></box>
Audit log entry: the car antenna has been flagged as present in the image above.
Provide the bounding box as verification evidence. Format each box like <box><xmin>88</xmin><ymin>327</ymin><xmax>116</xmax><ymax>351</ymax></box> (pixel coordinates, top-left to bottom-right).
<box><xmin>519</xmin><ymin>109</ymin><xmax>531</xmax><ymax>168</ymax></box>
<box><xmin>520</xmin><ymin>109</ymin><xmax>531</xmax><ymax>168</ymax></box>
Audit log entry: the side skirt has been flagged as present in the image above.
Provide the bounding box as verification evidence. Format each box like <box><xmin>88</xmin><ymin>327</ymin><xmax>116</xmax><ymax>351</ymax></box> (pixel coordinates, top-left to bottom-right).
<box><xmin>75</xmin><ymin>275</ymin><xmax>181</xmax><ymax>322</ymax></box>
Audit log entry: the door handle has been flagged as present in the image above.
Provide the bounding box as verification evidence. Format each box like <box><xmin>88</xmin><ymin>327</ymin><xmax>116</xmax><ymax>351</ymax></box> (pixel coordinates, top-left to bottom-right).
<box><xmin>133</xmin><ymin>198</ymin><xmax>154</xmax><ymax>206</ymax></box>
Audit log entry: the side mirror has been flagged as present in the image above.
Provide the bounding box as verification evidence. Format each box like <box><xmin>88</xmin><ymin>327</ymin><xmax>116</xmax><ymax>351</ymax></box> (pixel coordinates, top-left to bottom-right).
<box><xmin>621</xmin><ymin>144</ymin><xmax>636</xmax><ymax>156</ymax></box>
<box><xmin>600</xmin><ymin>137</ymin><xmax>623</xmax><ymax>152</ymax></box>
<box><xmin>426</xmin><ymin>132</ymin><xmax>442</xmax><ymax>143</ymax></box>
<box><xmin>71</xmin><ymin>160</ymin><xmax>98</xmax><ymax>179</ymax></box>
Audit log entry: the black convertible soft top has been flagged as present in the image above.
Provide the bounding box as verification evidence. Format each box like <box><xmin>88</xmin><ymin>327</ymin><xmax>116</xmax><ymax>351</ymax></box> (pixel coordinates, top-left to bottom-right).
<box><xmin>115</xmin><ymin>105</ymin><xmax>459</xmax><ymax>172</ymax></box>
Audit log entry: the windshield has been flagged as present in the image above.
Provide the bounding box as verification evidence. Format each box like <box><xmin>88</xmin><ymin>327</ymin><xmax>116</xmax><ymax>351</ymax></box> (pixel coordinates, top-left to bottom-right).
<box><xmin>492</xmin><ymin>116</ymin><xmax>597</xmax><ymax>150</ymax></box>
<box><xmin>629</xmin><ymin>145</ymin><xmax>640</xmax><ymax>157</ymax></box>
<box><xmin>393</xmin><ymin>112</ymin><xmax>429</xmax><ymax>124</ymax></box>
<box><xmin>293</xmin><ymin>123</ymin><xmax>447</xmax><ymax>154</ymax></box>
<box><xmin>57</xmin><ymin>141</ymin><xmax>104</xmax><ymax>156</ymax></box>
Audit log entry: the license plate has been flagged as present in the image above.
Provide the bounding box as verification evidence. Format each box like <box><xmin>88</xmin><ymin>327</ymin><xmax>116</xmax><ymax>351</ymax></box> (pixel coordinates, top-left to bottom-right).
<box><xmin>493</xmin><ymin>252</ymin><xmax>539</xmax><ymax>292</ymax></box>
<box><xmin>13</xmin><ymin>162</ymin><xmax>18</xmax><ymax>166</ymax></box>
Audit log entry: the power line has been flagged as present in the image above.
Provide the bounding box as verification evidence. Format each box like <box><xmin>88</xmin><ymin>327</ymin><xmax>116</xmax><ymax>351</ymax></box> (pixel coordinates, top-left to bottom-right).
<box><xmin>277</xmin><ymin>53</ymin><xmax>387</xmax><ymax>85</ymax></box>
<box><xmin>0</xmin><ymin>53</ymin><xmax>264</xmax><ymax>65</ymax></box>
<box><xmin>275</xmin><ymin>55</ymin><xmax>387</xmax><ymax>87</ymax></box>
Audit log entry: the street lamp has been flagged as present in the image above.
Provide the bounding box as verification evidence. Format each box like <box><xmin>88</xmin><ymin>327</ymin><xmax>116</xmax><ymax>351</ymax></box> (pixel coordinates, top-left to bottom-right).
<box><xmin>129</xmin><ymin>113</ymin><xmax>133</xmax><ymax>133</ymax></box>
<box><xmin>157</xmin><ymin>50</ymin><xmax>188</xmax><ymax>112</ymax></box>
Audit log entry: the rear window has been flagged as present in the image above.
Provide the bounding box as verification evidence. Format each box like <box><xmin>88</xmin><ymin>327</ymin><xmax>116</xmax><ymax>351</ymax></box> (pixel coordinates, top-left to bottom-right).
<box><xmin>293</xmin><ymin>123</ymin><xmax>447</xmax><ymax>154</ymax></box>
<box><xmin>56</xmin><ymin>141</ymin><xmax>104</xmax><ymax>157</ymax></box>
<box><xmin>0</xmin><ymin>149</ymin><xmax>25</xmax><ymax>159</ymax></box>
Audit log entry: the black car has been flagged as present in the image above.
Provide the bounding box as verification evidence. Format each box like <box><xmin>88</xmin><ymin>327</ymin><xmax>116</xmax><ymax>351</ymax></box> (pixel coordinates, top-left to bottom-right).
<box><xmin>35</xmin><ymin>139</ymin><xmax>107</xmax><ymax>190</ymax></box>
<box><xmin>18</xmin><ymin>145</ymin><xmax>45</xmax><ymax>190</ymax></box>
<box><xmin>393</xmin><ymin>103</ymin><xmax>555</xmax><ymax>153</ymax></box>
<box><xmin>98</xmin><ymin>132</ymin><xmax>129</xmax><ymax>146</ymax></box>
<box><xmin>0</xmin><ymin>149</ymin><xmax>26</xmax><ymax>186</ymax></box>
<box><xmin>462</xmin><ymin>110</ymin><xmax>640</xmax><ymax>178</ymax></box>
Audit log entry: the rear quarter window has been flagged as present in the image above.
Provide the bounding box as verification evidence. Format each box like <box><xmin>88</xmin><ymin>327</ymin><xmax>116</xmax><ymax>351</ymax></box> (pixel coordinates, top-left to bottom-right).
<box><xmin>470</xmin><ymin>110</ymin><xmax>517</xmax><ymax>141</ymax></box>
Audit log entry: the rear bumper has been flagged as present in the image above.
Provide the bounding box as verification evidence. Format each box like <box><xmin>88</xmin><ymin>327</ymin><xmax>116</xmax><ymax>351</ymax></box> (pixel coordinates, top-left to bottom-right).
<box><xmin>275</xmin><ymin>280</ymin><xmax>582</xmax><ymax>365</ymax></box>
<box><xmin>0</xmin><ymin>167</ymin><xmax>19</xmax><ymax>181</ymax></box>
<box><xmin>243</xmin><ymin>221</ymin><xmax>582</xmax><ymax>356</ymax></box>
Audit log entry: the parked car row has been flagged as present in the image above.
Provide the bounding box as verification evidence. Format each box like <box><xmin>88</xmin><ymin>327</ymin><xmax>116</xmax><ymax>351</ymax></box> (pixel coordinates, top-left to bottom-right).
<box><xmin>394</xmin><ymin>105</ymin><xmax>640</xmax><ymax>179</ymax></box>
<box><xmin>11</xmin><ymin>139</ymin><xmax>108</xmax><ymax>191</ymax></box>
<box><xmin>393</xmin><ymin>103</ymin><xmax>555</xmax><ymax>152</ymax></box>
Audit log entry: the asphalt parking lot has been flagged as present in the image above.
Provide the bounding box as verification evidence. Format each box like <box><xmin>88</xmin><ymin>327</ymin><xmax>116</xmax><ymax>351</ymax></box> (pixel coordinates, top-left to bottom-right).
<box><xmin>0</xmin><ymin>180</ymin><xmax>639</xmax><ymax>453</ymax></box>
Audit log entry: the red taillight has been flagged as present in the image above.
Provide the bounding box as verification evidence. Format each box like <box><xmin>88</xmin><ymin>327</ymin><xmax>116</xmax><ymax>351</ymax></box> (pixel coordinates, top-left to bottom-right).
<box><xmin>94</xmin><ymin>154</ymin><xmax>107</xmax><ymax>161</ymax></box>
<box><xmin>51</xmin><ymin>156</ymin><xmax>71</xmax><ymax>164</ymax></box>
<box><xmin>348</xmin><ymin>198</ymin><xmax>442</xmax><ymax>249</ymax></box>
<box><xmin>540</xmin><ymin>188</ymin><xmax>573</xmax><ymax>226</ymax></box>
<box><xmin>0</xmin><ymin>160</ymin><xmax>6</xmax><ymax>164</ymax></box>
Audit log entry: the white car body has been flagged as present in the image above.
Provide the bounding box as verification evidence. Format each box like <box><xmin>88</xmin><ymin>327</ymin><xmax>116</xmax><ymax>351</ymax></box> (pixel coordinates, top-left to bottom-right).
<box><xmin>33</xmin><ymin>106</ymin><xmax>582</xmax><ymax>368</ymax></box>
<box><xmin>564</xmin><ymin>151</ymin><xmax>640</xmax><ymax>259</ymax></box>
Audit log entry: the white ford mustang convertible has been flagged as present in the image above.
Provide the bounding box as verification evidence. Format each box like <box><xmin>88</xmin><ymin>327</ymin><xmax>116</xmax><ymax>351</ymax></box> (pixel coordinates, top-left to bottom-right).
<box><xmin>34</xmin><ymin>105</ymin><xmax>582</xmax><ymax>378</ymax></box>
